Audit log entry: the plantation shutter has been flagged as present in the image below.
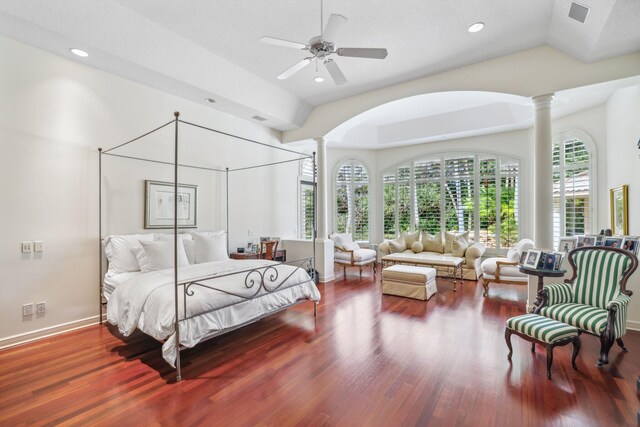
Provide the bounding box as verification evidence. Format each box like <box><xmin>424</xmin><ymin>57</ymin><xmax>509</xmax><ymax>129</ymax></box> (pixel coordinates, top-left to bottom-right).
<box><xmin>414</xmin><ymin>159</ymin><xmax>442</xmax><ymax>235</ymax></box>
<box><xmin>443</xmin><ymin>156</ymin><xmax>474</xmax><ymax>235</ymax></box>
<box><xmin>383</xmin><ymin>174</ymin><xmax>396</xmax><ymax>238</ymax></box>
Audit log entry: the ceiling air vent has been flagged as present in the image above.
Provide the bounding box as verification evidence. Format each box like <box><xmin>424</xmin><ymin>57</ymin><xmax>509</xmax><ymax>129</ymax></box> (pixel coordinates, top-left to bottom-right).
<box><xmin>568</xmin><ymin>2</ymin><xmax>589</xmax><ymax>23</ymax></box>
<box><xmin>252</xmin><ymin>115</ymin><xmax>267</xmax><ymax>122</ymax></box>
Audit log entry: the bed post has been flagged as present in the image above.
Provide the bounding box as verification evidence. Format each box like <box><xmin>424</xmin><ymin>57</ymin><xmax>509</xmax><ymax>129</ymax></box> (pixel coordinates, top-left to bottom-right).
<box><xmin>173</xmin><ymin>112</ymin><xmax>182</xmax><ymax>382</ymax></box>
<box><xmin>98</xmin><ymin>147</ymin><xmax>103</xmax><ymax>324</ymax></box>
<box><xmin>226</xmin><ymin>167</ymin><xmax>229</xmax><ymax>253</ymax></box>
<box><xmin>312</xmin><ymin>152</ymin><xmax>317</xmax><ymax>284</ymax></box>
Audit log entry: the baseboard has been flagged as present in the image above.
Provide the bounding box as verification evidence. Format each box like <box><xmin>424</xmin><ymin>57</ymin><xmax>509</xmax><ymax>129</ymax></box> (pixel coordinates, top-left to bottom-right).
<box><xmin>626</xmin><ymin>320</ymin><xmax>640</xmax><ymax>332</ymax></box>
<box><xmin>319</xmin><ymin>274</ymin><xmax>336</xmax><ymax>283</ymax></box>
<box><xmin>0</xmin><ymin>316</ymin><xmax>101</xmax><ymax>350</ymax></box>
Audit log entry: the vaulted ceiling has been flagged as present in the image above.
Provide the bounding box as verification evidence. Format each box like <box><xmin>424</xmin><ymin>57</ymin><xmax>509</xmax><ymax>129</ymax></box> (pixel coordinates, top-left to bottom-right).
<box><xmin>1</xmin><ymin>0</ymin><xmax>639</xmax><ymax>133</ymax></box>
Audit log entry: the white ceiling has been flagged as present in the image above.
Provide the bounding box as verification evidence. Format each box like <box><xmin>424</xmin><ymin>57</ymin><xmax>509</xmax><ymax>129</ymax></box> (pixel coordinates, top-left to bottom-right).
<box><xmin>0</xmin><ymin>0</ymin><xmax>638</xmax><ymax>133</ymax></box>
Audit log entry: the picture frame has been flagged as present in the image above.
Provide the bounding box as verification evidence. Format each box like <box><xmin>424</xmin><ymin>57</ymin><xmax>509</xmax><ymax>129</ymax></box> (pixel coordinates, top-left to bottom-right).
<box><xmin>144</xmin><ymin>180</ymin><xmax>197</xmax><ymax>229</ymax></box>
<box><xmin>581</xmin><ymin>235</ymin><xmax>597</xmax><ymax>247</ymax></box>
<box><xmin>622</xmin><ymin>237</ymin><xmax>640</xmax><ymax>255</ymax></box>
<box><xmin>576</xmin><ymin>235</ymin><xmax>586</xmax><ymax>248</ymax></box>
<box><xmin>594</xmin><ymin>235</ymin><xmax>605</xmax><ymax>246</ymax></box>
<box><xmin>543</xmin><ymin>253</ymin><xmax>557</xmax><ymax>270</ymax></box>
<box><xmin>524</xmin><ymin>249</ymin><xmax>541</xmax><ymax>268</ymax></box>
<box><xmin>518</xmin><ymin>250</ymin><xmax>528</xmax><ymax>265</ymax></box>
<box><xmin>603</xmin><ymin>237</ymin><xmax>623</xmax><ymax>248</ymax></box>
<box><xmin>557</xmin><ymin>236</ymin><xmax>577</xmax><ymax>253</ymax></box>
<box><xmin>610</xmin><ymin>185</ymin><xmax>628</xmax><ymax>235</ymax></box>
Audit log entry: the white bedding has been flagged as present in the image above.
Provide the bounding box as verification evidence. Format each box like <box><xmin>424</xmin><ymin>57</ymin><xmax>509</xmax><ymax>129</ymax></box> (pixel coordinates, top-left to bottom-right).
<box><xmin>106</xmin><ymin>259</ymin><xmax>320</xmax><ymax>366</ymax></box>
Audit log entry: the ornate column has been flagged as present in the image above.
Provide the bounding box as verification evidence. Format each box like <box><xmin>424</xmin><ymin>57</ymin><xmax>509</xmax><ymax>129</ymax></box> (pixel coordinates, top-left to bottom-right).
<box><xmin>315</xmin><ymin>137</ymin><xmax>328</xmax><ymax>240</ymax></box>
<box><xmin>533</xmin><ymin>94</ymin><xmax>554</xmax><ymax>250</ymax></box>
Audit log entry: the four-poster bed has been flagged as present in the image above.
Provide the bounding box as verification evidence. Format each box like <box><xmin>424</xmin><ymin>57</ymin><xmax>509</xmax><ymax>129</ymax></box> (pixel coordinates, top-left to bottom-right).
<box><xmin>98</xmin><ymin>112</ymin><xmax>318</xmax><ymax>381</ymax></box>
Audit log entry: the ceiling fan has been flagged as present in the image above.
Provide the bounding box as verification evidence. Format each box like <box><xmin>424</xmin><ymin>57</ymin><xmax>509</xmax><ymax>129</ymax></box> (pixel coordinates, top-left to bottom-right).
<box><xmin>259</xmin><ymin>5</ymin><xmax>388</xmax><ymax>85</ymax></box>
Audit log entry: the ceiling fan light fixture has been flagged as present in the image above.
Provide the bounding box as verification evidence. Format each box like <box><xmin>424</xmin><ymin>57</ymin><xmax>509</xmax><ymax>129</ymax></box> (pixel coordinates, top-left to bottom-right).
<box><xmin>69</xmin><ymin>48</ymin><xmax>89</xmax><ymax>57</ymax></box>
<box><xmin>468</xmin><ymin>22</ymin><xmax>485</xmax><ymax>33</ymax></box>
<box><xmin>314</xmin><ymin>76</ymin><xmax>324</xmax><ymax>83</ymax></box>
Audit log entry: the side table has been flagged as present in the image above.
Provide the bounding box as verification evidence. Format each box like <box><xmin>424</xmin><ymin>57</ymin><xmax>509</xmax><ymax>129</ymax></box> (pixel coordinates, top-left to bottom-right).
<box><xmin>517</xmin><ymin>266</ymin><xmax>567</xmax><ymax>293</ymax></box>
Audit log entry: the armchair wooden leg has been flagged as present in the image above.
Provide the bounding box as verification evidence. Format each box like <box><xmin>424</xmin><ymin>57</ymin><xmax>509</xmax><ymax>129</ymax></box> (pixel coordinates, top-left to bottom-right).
<box><xmin>571</xmin><ymin>337</ymin><xmax>580</xmax><ymax>371</ymax></box>
<box><xmin>505</xmin><ymin>329</ymin><xmax>513</xmax><ymax>360</ymax></box>
<box><xmin>482</xmin><ymin>280</ymin><xmax>489</xmax><ymax>297</ymax></box>
<box><xmin>616</xmin><ymin>338</ymin><xmax>628</xmax><ymax>352</ymax></box>
<box><xmin>344</xmin><ymin>265</ymin><xmax>347</xmax><ymax>277</ymax></box>
<box><xmin>359</xmin><ymin>266</ymin><xmax>363</xmax><ymax>278</ymax></box>
<box><xmin>546</xmin><ymin>345</ymin><xmax>553</xmax><ymax>379</ymax></box>
<box><xmin>597</xmin><ymin>334</ymin><xmax>614</xmax><ymax>366</ymax></box>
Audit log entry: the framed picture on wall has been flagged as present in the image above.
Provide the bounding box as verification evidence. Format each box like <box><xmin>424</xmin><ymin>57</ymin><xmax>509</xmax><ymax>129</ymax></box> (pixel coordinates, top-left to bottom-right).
<box><xmin>144</xmin><ymin>180</ymin><xmax>198</xmax><ymax>229</ymax></box>
<box><xmin>610</xmin><ymin>185</ymin><xmax>628</xmax><ymax>235</ymax></box>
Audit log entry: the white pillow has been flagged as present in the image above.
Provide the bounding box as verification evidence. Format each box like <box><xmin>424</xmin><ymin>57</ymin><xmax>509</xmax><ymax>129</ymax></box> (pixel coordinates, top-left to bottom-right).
<box><xmin>103</xmin><ymin>234</ymin><xmax>155</xmax><ymax>276</ymax></box>
<box><xmin>155</xmin><ymin>233</ymin><xmax>193</xmax><ymax>241</ymax></box>
<box><xmin>155</xmin><ymin>233</ymin><xmax>195</xmax><ymax>264</ymax></box>
<box><xmin>333</xmin><ymin>233</ymin><xmax>354</xmax><ymax>247</ymax></box>
<box><xmin>193</xmin><ymin>232</ymin><xmax>228</xmax><ymax>263</ymax></box>
<box><xmin>131</xmin><ymin>239</ymin><xmax>189</xmax><ymax>273</ymax></box>
<box><xmin>506</xmin><ymin>247</ymin><xmax>519</xmax><ymax>261</ymax></box>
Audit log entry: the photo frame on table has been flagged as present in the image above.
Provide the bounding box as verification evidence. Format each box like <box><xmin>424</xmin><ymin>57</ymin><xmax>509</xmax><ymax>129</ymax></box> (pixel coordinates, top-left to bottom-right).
<box><xmin>603</xmin><ymin>237</ymin><xmax>624</xmax><ymax>248</ymax></box>
<box><xmin>524</xmin><ymin>249</ymin><xmax>541</xmax><ymax>268</ymax></box>
<box><xmin>576</xmin><ymin>235</ymin><xmax>586</xmax><ymax>248</ymax></box>
<box><xmin>610</xmin><ymin>185</ymin><xmax>628</xmax><ymax>235</ymax></box>
<box><xmin>144</xmin><ymin>180</ymin><xmax>197</xmax><ymax>229</ymax></box>
<box><xmin>557</xmin><ymin>237</ymin><xmax>577</xmax><ymax>253</ymax></box>
<box><xmin>519</xmin><ymin>250</ymin><xmax>529</xmax><ymax>265</ymax></box>
<box><xmin>622</xmin><ymin>237</ymin><xmax>640</xmax><ymax>255</ymax></box>
<box><xmin>542</xmin><ymin>253</ymin><xmax>557</xmax><ymax>270</ymax></box>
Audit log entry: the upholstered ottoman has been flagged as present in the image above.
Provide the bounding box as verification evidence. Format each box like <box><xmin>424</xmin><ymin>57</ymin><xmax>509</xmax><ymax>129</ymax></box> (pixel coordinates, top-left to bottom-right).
<box><xmin>505</xmin><ymin>313</ymin><xmax>581</xmax><ymax>379</ymax></box>
<box><xmin>382</xmin><ymin>265</ymin><xmax>437</xmax><ymax>300</ymax></box>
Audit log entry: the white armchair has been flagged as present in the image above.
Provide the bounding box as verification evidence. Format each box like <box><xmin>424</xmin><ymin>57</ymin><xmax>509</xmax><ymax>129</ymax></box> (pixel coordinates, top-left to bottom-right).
<box><xmin>481</xmin><ymin>239</ymin><xmax>534</xmax><ymax>296</ymax></box>
<box><xmin>330</xmin><ymin>233</ymin><xmax>377</xmax><ymax>278</ymax></box>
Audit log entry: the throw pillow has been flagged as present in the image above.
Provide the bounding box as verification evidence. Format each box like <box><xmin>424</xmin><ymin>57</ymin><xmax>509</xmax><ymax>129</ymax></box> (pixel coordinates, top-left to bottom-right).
<box><xmin>452</xmin><ymin>239</ymin><xmax>469</xmax><ymax>257</ymax></box>
<box><xmin>193</xmin><ymin>232</ymin><xmax>229</xmax><ymax>263</ymax></box>
<box><xmin>388</xmin><ymin>236</ymin><xmax>406</xmax><ymax>253</ymax></box>
<box><xmin>411</xmin><ymin>241</ymin><xmax>424</xmax><ymax>253</ymax></box>
<box><xmin>333</xmin><ymin>232</ymin><xmax>354</xmax><ymax>248</ymax></box>
<box><xmin>402</xmin><ymin>231</ymin><xmax>421</xmax><ymax>248</ymax></box>
<box><xmin>422</xmin><ymin>232</ymin><xmax>444</xmax><ymax>253</ymax></box>
<box><xmin>103</xmin><ymin>233</ymin><xmax>155</xmax><ymax>276</ymax></box>
<box><xmin>132</xmin><ymin>239</ymin><xmax>189</xmax><ymax>272</ymax></box>
<box><xmin>444</xmin><ymin>231</ymin><xmax>469</xmax><ymax>253</ymax></box>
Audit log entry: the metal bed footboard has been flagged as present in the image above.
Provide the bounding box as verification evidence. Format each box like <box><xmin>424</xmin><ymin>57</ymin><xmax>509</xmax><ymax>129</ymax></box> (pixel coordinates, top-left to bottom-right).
<box><xmin>173</xmin><ymin>256</ymin><xmax>318</xmax><ymax>381</ymax></box>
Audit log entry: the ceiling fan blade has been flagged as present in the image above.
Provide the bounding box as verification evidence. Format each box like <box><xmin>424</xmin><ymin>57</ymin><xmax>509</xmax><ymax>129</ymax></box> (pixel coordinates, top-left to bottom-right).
<box><xmin>324</xmin><ymin>59</ymin><xmax>347</xmax><ymax>85</ymax></box>
<box><xmin>322</xmin><ymin>14</ymin><xmax>347</xmax><ymax>42</ymax></box>
<box><xmin>260</xmin><ymin>36</ymin><xmax>308</xmax><ymax>50</ymax></box>
<box><xmin>337</xmin><ymin>48</ymin><xmax>388</xmax><ymax>59</ymax></box>
<box><xmin>277</xmin><ymin>58</ymin><xmax>312</xmax><ymax>80</ymax></box>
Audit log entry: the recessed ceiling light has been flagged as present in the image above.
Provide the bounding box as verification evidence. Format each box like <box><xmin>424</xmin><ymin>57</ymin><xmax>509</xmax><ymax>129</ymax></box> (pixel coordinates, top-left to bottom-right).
<box><xmin>314</xmin><ymin>76</ymin><xmax>324</xmax><ymax>83</ymax></box>
<box><xmin>69</xmin><ymin>48</ymin><xmax>88</xmax><ymax>57</ymax></box>
<box><xmin>468</xmin><ymin>22</ymin><xmax>485</xmax><ymax>33</ymax></box>
<box><xmin>205</xmin><ymin>98</ymin><xmax>216</xmax><ymax>104</ymax></box>
<box><xmin>252</xmin><ymin>115</ymin><xmax>267</xmax><ymax>122</ymax></box>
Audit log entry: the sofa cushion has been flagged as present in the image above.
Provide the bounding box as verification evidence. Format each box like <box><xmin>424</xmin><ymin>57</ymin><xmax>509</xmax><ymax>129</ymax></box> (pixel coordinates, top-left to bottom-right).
<box><xmin>402</xmin><ymin>231</ymin><xmax>421</xmax><ymax>248</ymax></box>
<box><xmin>452</xmin><ymin>239</ymin><xmax>468</xmax><ymax>257</ymax></box>
<box><xmin>538</xmin><ymin>303</ymin><xmax>608</xmax><ymax>335</ymax></box>
<box><xmin>422</xmin><ymin>232</ymin><xmax>444</xmax><ymax>253</ymax></box>
<box><xmin>411</xmin><ymin>241</ymin><xmax>424</xmax><ymax>253</ymax></box>
<box><xmin>389</xmin><ymin>236</ymin><xmax>406</xmax><ymax>253</ymax></box>
<box><xmin>444</xmin><ymin>231</ymin><xmax>469</xmax><ymax>253</ymax></box>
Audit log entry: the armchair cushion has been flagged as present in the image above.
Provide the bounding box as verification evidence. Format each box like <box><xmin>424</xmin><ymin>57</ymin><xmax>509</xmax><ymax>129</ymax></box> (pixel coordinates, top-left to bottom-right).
<box><xmin>572</xmin><ymin>249</ymin><xmax>632</xmax><ymax>309</ymax></box>
<box><xmin>333</xmin><ymin>233</ymin><xmax>360</xmax><ymax>251</ymax></box>
<box><xmin>542</xmin><ymin>283</ymin><xmax>573</xmax><ymax>306</ymax></box>
<box><xmin>335</xmin><ymin>248</ymin><xmax>377</xmax><ymax>263</ymax></box>
<box><xmin>538</xmin><ymin>303</ymin><xmax>608</xmax><ymax>336</ymax></box>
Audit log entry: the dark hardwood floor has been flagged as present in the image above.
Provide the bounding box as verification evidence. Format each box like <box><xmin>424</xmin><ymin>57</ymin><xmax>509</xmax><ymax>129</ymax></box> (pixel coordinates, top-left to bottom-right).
<box><xmin>1</xmin><ymin>271</ymin><xmax>639</xmax><ymax>426</ymax></box>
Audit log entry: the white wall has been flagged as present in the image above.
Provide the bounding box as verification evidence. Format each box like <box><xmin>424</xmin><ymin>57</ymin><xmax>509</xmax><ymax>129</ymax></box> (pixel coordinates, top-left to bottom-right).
<box><xmin>0</xmin><ymin>36</ymin><xmax>298</xmax><ymax>344</ymax></box>
<box><xmin>606</xmin><ymin>83</ymin><xmax>640</xmax><ymax>328</ymax></box>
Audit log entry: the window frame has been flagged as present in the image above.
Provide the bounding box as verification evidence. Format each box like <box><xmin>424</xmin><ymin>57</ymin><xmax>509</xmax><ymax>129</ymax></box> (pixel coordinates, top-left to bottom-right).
<box><xmin>298</xmin><ymin>155</ymin><xmax>316</xmax><ymax>240</ymax></box>
<box><xmin>381</xmin><ymin>151</ymin><xmax>521</xmax><ymax>250</ymax></box>
<box><xmin>552</xmin><ymin>129</ymin><xmax>597</xmax><ymax>244</ymax></box>
<box><xmin>334</xmin><ymin>158</ymin><xmax>371</xmax><ymax>242</ymax></box>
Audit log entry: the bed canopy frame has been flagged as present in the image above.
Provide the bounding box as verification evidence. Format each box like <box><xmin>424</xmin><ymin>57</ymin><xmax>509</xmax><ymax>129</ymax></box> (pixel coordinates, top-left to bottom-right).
<box><xmin>98</xmin><ymin>112</ymin><xmax>317</xmax><ymax>381</ymax></box>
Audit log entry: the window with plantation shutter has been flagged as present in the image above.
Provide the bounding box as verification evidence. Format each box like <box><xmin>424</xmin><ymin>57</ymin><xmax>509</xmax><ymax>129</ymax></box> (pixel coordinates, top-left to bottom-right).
<box><xmin>553</xmin><ymin>135</ymin><xmax>593</xmax><ymax>247</ymax></box>
<box><xmin>298</xmin><ymin>157</ymin><xmax>315</xmax><ymax>239</ymax></box>
<box><xmin>335</xmin><ymin>160</ymin><xmax>369</xmax><ymax>241</ymax></box>
<box><xmin>383</xmin><ymin>152</ymin><xmax>520</xmax><ymax>249</ymax></box>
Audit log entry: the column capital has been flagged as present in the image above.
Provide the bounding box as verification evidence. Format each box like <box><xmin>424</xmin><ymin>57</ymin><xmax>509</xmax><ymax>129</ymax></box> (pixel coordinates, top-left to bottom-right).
<box><xmin>532</xmin><ymin>93</ymin><xmax>554</xmax><ymax>110</ymax></box>
<box><xmin>314</xmin><ymin>136</ymin><xmax>326</xmax><ymax>146</ymax></box>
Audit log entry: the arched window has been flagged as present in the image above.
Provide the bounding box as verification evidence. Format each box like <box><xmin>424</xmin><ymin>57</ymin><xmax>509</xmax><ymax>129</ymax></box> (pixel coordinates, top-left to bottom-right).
<box><xmin>335</xmin><ymin>160</ymin><xmax>369</xmax><ymax>241</ymax></box>
<box><xmin>553</xmin><ymin>132</ymin><xmax>595</xmax><ymax>247</ymax></box>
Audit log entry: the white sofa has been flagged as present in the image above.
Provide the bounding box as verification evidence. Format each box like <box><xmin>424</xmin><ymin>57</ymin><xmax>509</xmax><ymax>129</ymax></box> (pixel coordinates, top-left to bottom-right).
<box><xmin>379</xmin><ymin>231</ymin><xmax>486</xmax><ymax>280</ymax></box>
<box><xmin>480</xmin><ymin>238</ymin><xmax>534</xmax><ymax>296</ymax></box>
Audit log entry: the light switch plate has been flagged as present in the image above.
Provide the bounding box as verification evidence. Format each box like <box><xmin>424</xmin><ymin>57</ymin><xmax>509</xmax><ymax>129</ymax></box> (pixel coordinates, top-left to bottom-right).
<box><xmin>22</xmin><ymin>303</ymin><xmax>33</xmax><ymax>316</ymax></box>
<box><xmin>21</xmin><ymin>241</ymin><xmax>33</xmax><ymax>253</ymax></box>
<box><xmin>34</xmin><ymin>241</ymin><xmax>44</xmax><ymax>252</ymax></box>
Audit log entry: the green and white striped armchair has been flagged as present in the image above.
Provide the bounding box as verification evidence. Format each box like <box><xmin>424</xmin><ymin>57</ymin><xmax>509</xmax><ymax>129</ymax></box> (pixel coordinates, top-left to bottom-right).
<box><xmin>534</xmin><ymin>246</ymin><xmax>638</xmax><ymax>366</ymax></box>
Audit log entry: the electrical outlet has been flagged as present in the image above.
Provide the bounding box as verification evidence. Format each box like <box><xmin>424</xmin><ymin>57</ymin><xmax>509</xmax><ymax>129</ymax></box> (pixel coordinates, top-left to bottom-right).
<box><xmin>22</xmin><ymin>303</ymin><xmax>34</xmax><ymax>316</ymax></box>
<box><xmin>22</xmin><ymin>241</ymin><xmax>33</xmax><ymax>253</ymax></box>
<box><xmin>36</xmin><ymin>302</ymin><xmax>46</xmax><ymax>314</ymax></box>
<box><xmin>34</xmin><ymin>241</ymin><xmax>44</xmax><ymax>252</ymax></box>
